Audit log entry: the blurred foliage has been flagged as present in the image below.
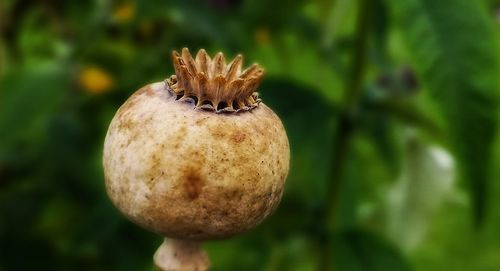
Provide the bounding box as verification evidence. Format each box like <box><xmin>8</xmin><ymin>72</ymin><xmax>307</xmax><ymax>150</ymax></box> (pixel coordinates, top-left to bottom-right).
<box><xmin>386</xmin><ymin>0</ymin><xmax>500</xmax><ymax>224</ymax></box>
<box><xmin>1</xmin><ymin>0</ymin><xmax>500</xmax><ymax>270</ymax></box>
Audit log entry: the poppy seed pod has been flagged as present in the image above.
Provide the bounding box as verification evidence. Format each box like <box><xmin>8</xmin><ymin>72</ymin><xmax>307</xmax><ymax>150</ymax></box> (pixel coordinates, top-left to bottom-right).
<box><xmin>103</xmin><ymin>48</ymin><xmax>290</xmax><ymax>270</ymax></box>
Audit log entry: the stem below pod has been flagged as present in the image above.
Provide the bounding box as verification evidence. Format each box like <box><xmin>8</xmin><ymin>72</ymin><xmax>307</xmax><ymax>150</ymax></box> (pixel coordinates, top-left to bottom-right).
<box><xmin>154</xmin><ymin>238</ymin><xmax>210</xmax><ymax>271</ymax></box>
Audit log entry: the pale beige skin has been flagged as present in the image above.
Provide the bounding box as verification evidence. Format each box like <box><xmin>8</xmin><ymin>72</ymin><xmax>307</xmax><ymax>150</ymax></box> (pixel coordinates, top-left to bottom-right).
<box><xmin>154</xmin><ymin>239</ymin><xmax>209</xmax><ymax>271</ymax></box>
<box><xmin>103</xmin><ymin>81</ymin><xmax>289</xmax><ymax>240</ymax></box>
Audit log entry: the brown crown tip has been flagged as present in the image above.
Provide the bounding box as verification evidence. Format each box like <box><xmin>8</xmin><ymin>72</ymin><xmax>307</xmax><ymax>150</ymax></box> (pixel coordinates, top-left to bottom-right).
<box><xmin>166</xmin><ymin>48</ymin><xmax>263</xmax><ymax>113</ymax></box>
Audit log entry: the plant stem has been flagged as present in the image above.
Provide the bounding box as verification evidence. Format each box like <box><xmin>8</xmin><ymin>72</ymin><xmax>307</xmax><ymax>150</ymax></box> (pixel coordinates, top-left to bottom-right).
<box><xmin>319</xmin><ymin>0</ymin><xmax>371</xmax><ymax>270</ymax></box>
<box><xmin>154</xmin><ymin>238</ymin><xmax>210</xmax><ymax>271</ymax></box>
<box><xmin>343</xmin><ymin>3</ymin><xmax>370</xmax><ymax>106</ymax></box>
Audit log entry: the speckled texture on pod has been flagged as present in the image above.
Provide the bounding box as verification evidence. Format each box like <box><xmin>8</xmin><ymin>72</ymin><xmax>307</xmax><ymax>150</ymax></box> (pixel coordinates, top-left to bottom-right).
<box><xmin>103</xmin><ymin>82</ymin><xmax>289</xmax><ymax>240</ymax></box>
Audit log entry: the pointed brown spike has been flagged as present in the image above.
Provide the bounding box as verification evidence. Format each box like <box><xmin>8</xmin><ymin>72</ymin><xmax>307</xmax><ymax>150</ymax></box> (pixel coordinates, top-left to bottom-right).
<box><xmin>179</xmin><ymin>61</ymin><xmax>194</xmax><ymax>78</ymax></box>
<box><xmin>211</xmin><ymin>52</ymin><xmax>226</xmax><ymax>77</ymax></box>
<box><xmin>179</xmin><ymin>66</ymin><xmax>194</xmax><ymax>95</ymax></box>
<box><xmin>181</xmin><ymin>48</ymin><xmax>198</xmax><ymax>76</ymax></box>
<box><xmin>249</xmin><ymin>68</ymin><xmax>264</xmax><ymax>82</ymax></box>
<box><xmin>172</xmin><ymin>53</ymin><xmax>183</xmax><ymax>76</ymax></box>
<box><xmin>195</xmin><ymin>72</ymin><xmax>209</xmax><ymax>98</ymax></box>
<box><xmin>172</xmin><ymin>50</ymin><xmax>181</xmax><ymax>59</ymax></box>
<box><xmin>172</xmin><ymin>51</ymin><xmax>181</xmax><ymax>69</ymax></box>
<box><xmin>254</xmin><ymin>68</ymin><xmax>264</xmax><ymax>79</ymax></box>
<box><xmin>251</xmin><ymin>69</ymin><xmax>264</xmax><ymax>88</ymax></box>
<box><xmin>226</xmin><ymin>78</ymin><xmax>243</xmax><ymax>100</ymax></box>
<box><xmin>241</xmin><ymin>76</ymin><xmax>262</xmax><ymax>98</ymax></box>
<box><xmin>181</xmin><ymin>47</ymin><xmax>190</xmax><ymax>57</ymax></box>
<box><xmin>236</xmin><ymin>99</ymin><xmax>247</xmax><ymax>110</ymax></box>
<box><xmin>173</xmin><ymin>86</ymin><xmax>184</xmax><ymax>95</ymax></box>
<box><xmin>165</xmin><ymin>75</ymin><xmax>176</xmax><ymax>87</ymax></box>
<box><xmin>225</xmin><ymin>54</ymin><xmax>243</xmax><ymax>81</ymax></box>
<box><xmin>239</xmin><ymin>64</ymin><xmax>261</xmax><ymax>79</ymax></box>
<box><xmin>195</xmin><ymin>49</ymin><xmax>210</xmax><ymax>75</ymax></box>
<box><xmin>172</xmin><ymin>60</ymin><xmax>186</xmax><ymax>89</ymax></box>
<box><xmin>191</xmin><ymin>73</ymin><xmax>201</xmax><ymax>98</ymax></box>
<box><xmin>246</xmin><ymin>95</ymin><xmax>256</xmax><ymax>106</ymax></box>
<box><xmin>212</xmin><ymin>75</ymin><xmax>227</xmax><ymax>106</ymax></box>
<box><xmin>226</xmin><ymin>78</ymin><xmax>244</xmax><ymax>91</ymax></box>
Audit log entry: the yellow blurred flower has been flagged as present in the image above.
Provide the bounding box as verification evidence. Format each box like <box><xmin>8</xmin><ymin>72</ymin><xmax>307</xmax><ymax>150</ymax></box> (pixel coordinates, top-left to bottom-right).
<box><xmin>78</xmin><ymin>66</ymin><xmax>115</xmax><ymax>94</ymax></box>
<box><xmin>139</xmin><ymin>20</ymin><xmax>154</xmax><ymax>39</ymax></box>
<box><xmin>114</xmin><ymin>2</ymin><xmax>135</xmax><ymax>23</ymax></box>
<box><xmin>255</xmin><ymin>27</ymin><xmax>271</xmax><ymax>44</ymax></box>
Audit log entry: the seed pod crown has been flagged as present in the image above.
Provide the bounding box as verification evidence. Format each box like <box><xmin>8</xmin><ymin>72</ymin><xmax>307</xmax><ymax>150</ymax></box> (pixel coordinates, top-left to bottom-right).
<box><xmin>166</xmin><ymin>48</ymin><xmax>264</xmax><ymax>113</ymax></box>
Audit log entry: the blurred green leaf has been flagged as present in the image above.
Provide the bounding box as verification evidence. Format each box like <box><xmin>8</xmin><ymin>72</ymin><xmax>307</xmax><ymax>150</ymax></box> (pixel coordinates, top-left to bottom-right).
<box><xmin>242</xmin><ymin>0</ymin><xmax>308</xmax><ymax>32</ymax></box>
<box><xmin>332</xmin><ymin>229</ymin><xmax>413</xmax><ymax>271</ymax></box>
<box><xmin>206</xmin><ymin>236</ymin><xmax>272</xmax><ymax>271</ymax></box>
<box><xmin>321</xmin><ymin>0</ymin><xmax>354</xmax><ymax>49</ymax></box>
<box><xmin>263</xmin><ymin>237</ymin><xmax>318</xmax><ymax>271</ymax></box>
<box><xmin>253</xmin><ymin>34</ymin><xmax>344</xmax><ymax>104</ymax></box>
<box><xmin>0</xmin><ymin>61</ymin><xmax>69</xmax><ymax>157</ymax></box>
<box><xmin>261</xmin><ymin>78</ymin><xmax>337</xmax><ymax>205</ymax></box>
<box><xmin>366</xmin><ymin>98</ymin><xmax>441</xmax><ymax>136</ymax></box>
<box><xmin>386</xmin><ymin>0</ymin><xmax>500</xmax><ymax>223</ymax></box>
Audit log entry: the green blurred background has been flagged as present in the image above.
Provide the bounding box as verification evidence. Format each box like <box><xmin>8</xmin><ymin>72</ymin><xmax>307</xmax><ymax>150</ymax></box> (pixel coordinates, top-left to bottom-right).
<box><xmin>1</xmin><ymin>0</ymin><xmax>500</xmax><ymax>270</ymax></box>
